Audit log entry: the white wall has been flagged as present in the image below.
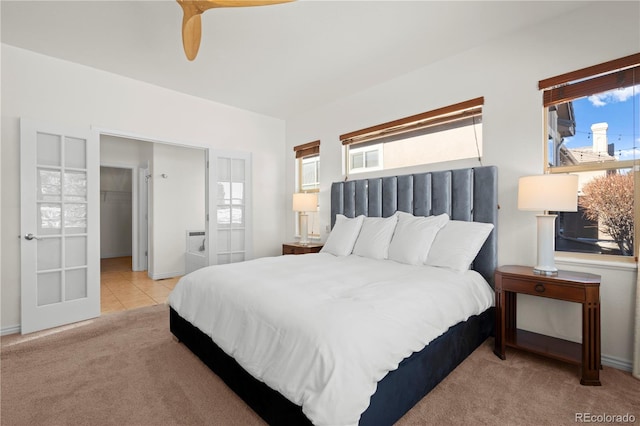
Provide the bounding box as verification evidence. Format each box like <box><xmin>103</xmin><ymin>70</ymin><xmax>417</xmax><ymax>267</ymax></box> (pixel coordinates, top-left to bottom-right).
<box><xmin>150</xmin><ymin>143</ymin><xmax>205</xmax><ymax>279</ymax></box>
<box><xmin>285</xmin><ymin>1</ymin><xmax>639</xmax><ymax>367</ymax></box>
<box><xmin>1</xmin><ymin>45</ymin><xmax>286</xmax><ymax>330</ymax></box>
<box><xmin>101</xmin><ymin>135</ymin><xmax>153</xmax><ymax>168</ymax></box>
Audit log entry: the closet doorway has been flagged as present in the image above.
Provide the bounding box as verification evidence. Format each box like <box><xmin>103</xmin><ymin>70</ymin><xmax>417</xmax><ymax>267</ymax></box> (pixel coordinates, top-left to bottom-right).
<box><xmin>99</xmin><ymin>162</ymin><xmax>159</xmax><ymax>314</ymax></box>
<box><xmin>99</xmin><ymin>134</ymin><xmax>206</xmax><ymax>314</ymax></box>
<box><xmin>100</xmin><ymin>166</ymin><xmax>134</xmax><ymax>265</ymax></box>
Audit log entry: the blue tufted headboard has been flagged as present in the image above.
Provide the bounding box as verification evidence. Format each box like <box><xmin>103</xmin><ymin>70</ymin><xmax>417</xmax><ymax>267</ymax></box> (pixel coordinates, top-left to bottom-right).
<box><xmin>330</xmin><ymin>166</ymin><xmax>498</xmax><ymax>287</ymax></box>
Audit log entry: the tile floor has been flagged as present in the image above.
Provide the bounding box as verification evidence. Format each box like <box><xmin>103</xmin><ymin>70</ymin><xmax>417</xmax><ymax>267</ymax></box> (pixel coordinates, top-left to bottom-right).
<box><xmin>100</xmin><ymin>257</ymin><xmax>180</xmax><ymax>314</ymax></box>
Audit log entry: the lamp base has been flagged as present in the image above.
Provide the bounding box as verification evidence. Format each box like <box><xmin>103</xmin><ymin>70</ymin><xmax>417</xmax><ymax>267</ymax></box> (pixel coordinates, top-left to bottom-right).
<box><xmin>299</xmin><ymin>213</ymin><xmax>309</xmax><ymax>246</ymax></box>
<box><xmin>534</xmin><ymin>214</ymin><xmax>559</xmax><ymax>277</ymax></box>
<box><xmin>533</xmin><ymin>267</ymin><xmax>558</xmax><ymax>276</ymax></box>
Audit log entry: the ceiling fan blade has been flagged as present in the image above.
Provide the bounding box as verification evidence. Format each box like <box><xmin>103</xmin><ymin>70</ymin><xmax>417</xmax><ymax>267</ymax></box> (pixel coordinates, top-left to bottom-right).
<box><xmin>177</xmin><ymin>0</ymin><xmax>295</xmax><ymax>61</ymax></box>
<box><xmin>178</xmin><ymin>1</ymin><xmax>204</xmax><ymax>61</ymax></box>
<box><xmin>202</xmin><ymin>0</ymin><xmax>295</xmax><ymax>6</ymax></box>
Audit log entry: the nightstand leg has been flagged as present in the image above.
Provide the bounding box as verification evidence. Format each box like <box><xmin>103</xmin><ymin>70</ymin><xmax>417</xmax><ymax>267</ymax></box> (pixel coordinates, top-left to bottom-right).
<box><xmin>494</xmin><ymin>289</ymin><xmax>505</xmax><ymax>359</ymax></box>
<box><xmin>504</xmin><ymin>292</ymin><xmax>517</xmax><ymax>343</ymax></box>
<box><xmin>494</xmin><ymin>289</ymin><xmax>516</xmax><ymax>360</ymax></box>
<box><xmin>581</xmin><ymin>295</ymin><xmax>601</xmax><ymax>386</ymax></box>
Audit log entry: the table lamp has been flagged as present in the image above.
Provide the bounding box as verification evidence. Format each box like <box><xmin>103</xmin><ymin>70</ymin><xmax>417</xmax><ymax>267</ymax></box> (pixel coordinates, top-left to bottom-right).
<box><xmin>293</xmin><ymin>192</ymin><xmax>317</xmax><ymax>245</ymax></box>
<box><xmin>518</xmin><ymin>174</ymin><xmax>578</xmax><ymax>276</ymax></box>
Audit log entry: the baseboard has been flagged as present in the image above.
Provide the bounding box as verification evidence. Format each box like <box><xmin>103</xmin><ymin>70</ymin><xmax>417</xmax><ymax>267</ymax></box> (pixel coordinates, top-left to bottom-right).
<box><xmin>101</xmin><ymin>253</ymin><xmax>133</xmax><ymax>259</ymax></box>
<box><xmin>602</xmin><ymin>354</ymin><xmax>632</xmax><ymax>372</ymax></box>
<box><xmin>1</xmin><ymin>324</ymin><xmax>21</xmax><ymax>336</ymax></box>
<box><xmin>150</xmin><ymin>271</ymin><xmax>183</xmax><ymax>280</ymax></box>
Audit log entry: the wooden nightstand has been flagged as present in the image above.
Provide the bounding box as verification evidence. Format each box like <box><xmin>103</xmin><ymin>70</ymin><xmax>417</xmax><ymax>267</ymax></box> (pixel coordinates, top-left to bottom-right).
<box><xmin>282</xmin><ymin>242</ymin><xmax>324</xmax><ymax>255</ymax></box>
<box><xmin>494</xmin><ymin>265</ymin><xmax>602</xmax><ymax>386</ymax></box>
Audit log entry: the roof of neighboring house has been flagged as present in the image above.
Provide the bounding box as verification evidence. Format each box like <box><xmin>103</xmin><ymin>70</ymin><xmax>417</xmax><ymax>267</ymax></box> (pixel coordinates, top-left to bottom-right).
<box><xmin>559</xmin><ymin>146</ymin><xmax>617</xmax><ymax>165</ymax></box>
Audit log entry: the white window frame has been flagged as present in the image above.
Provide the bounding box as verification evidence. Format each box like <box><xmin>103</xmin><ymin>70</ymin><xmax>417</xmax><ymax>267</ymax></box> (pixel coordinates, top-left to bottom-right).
<box><xmin>540</xmin><ymin>54</ymin><xmax>639</xmax><ymax>262</ymax></box>
<box><xmin>296</xmin><ymin>154</ymin><xmax>320</xmax><ymax>239</ymax></box>
<box><xmin>300</xmin><ymin>155</ymin><xmax>320</xmax><ymax>191</ymax></box>
<box><xmin>347</xmin><ymin>143</ymin><xmax>383</xmax><ymax>174</ymax></box>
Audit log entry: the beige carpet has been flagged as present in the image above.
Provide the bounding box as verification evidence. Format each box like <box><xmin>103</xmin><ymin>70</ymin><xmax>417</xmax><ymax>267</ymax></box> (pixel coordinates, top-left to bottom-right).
<box><xmin>1</xmin><ymin>305</ymin><xmax>638</xmax><ymax>425</ymax></box>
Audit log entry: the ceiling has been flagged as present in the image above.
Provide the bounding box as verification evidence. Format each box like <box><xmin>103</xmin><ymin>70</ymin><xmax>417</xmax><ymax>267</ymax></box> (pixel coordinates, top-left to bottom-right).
<box><xmin>1</xmin><ymin>1</ymin><xmax>589</xmax><ymax>119</ymax></box>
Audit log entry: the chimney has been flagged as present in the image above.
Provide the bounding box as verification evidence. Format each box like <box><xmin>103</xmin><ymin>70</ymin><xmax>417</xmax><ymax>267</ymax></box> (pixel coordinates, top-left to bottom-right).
<box><xmin>591</xmin><ymin>122</ymin><xmax>608</xmax><ymax>154</ymax></box>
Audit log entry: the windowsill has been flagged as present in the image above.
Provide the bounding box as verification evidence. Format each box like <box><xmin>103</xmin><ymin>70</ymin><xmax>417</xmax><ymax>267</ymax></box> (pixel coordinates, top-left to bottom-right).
<box><xmin>555</xmin><ymin>252</ymin><xmax>637</xmax><ymax>272</ymax></box>
<box><xmin>348</xmin><ymin>169</ymin><xmax>384</xmax><ymax>177</ymax></box>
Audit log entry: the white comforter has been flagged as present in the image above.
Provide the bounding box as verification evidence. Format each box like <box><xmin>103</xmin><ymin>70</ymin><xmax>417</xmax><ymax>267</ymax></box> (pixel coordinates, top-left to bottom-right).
<box><xmin>168</xmin><ymin>253</ymin><xmax>493</xmax><ymax>426</ymax></box>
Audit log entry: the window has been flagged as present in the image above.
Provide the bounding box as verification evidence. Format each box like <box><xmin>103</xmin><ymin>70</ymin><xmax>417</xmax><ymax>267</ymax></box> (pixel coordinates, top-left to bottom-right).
<box><xmin>540</xmin><ymin>53</ymin><xmax>639</xmax><ymax>258</ymax></box>
<box><xmin>349</xmin><ymin>143</ymin><xmax>383</xmax><ymax>173</ymax></box>
<box><xmin>341</xmin><ymin>97</ymin><xmax>483</xmax><ymax>175</ymax></box>
<box><xmin>301</xmin><ymin>155</ymin><xmax>320</xmax><ymax>191</ymax></box>
<box><xmin>293</xmin><ymin>140</ymin><xmax>320</xmax><ymax>237</ymax></box>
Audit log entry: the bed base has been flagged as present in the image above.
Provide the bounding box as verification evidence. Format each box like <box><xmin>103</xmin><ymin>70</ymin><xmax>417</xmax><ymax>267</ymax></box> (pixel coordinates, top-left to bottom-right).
<box><xmin>170</xmin><ymin>306</ymin><xmax>494</xmax><ymax>426</ymax></box>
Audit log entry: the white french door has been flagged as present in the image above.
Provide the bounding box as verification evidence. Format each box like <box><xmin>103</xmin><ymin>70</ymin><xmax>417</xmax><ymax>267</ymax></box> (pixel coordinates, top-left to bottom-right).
<box><xmin>208</xmin><ymin>150</ymin><xmax>252</xmax><ymax>265</ymax></box>
<box><xmin>20</xmin><ymin>119</ymin><xmax>100</xmax><ymax>334</ymax></box>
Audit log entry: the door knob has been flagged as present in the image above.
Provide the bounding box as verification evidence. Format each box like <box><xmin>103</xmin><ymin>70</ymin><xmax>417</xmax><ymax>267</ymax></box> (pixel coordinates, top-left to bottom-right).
<box><xmin>24</xmin><ymin>233</ymin><xmax>40</xmax><ymax>240</ymax></box>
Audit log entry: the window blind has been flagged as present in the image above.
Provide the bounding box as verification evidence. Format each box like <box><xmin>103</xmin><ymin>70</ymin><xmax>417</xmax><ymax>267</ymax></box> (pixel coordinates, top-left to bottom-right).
<box><xmin>340</xmin><ymin>97</ymin><xmax>484</xmax><ymax>146</ymax></box>
<box><xmin>293</xmin><ymin>140</ymin><xmax>320</xmax><ymax>159</ymax></box>
<box><xmin>539</xmin><ymin>53</ymin><xmax>640</xmax><ymax>107</ymax></box>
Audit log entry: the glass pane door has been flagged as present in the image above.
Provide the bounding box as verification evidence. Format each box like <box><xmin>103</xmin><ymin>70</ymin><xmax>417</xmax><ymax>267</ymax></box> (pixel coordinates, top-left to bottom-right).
<box><xmin>21</xmin><ymin>118</ymin><xmax>99</xmax><ymax>334</ymax></box>
<box><xmin>35</xmin><ymin>132</ymin><xmax>89</xmax><ymax>305</ymax></box>
<box><xmin>216</xmin><ymin>157</ymin><xmax>247</xmax><ymax>265</ymax></box>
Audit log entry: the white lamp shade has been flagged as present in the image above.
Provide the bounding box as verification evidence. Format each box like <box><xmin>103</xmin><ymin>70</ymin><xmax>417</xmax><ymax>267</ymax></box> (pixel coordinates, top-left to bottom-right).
<box><xmin>292</xmin><ymin>193</ymin><xmax>317</xmax><ymax>212</ymax></box>
<box><xmin>518</xmin><ymin>174</ymin><xmax>578</xmax><ymax>212</ymax></box>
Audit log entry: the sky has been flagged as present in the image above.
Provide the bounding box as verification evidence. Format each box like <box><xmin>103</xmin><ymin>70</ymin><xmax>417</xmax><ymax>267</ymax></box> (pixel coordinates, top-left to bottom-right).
<box><xmin>562</xmin><ymin>85</ymin><xmax>640</xmax><ymax>161</ymax></box>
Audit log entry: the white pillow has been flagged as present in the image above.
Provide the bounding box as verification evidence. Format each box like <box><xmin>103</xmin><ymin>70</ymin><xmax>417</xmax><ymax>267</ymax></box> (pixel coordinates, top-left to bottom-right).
<box><xmin>388</xmin><ymin>212</ymin><xmax>449</xmax><ymax>265</ymax></box>
<box><xmin>425</xmin><ymin>220</ymin><xmax>494</xmax><ymax>272</ymax></box>
<box><xmin>320</xmin><ymin>214</ymin><xmax>365</xmax><ymax>256</ymax></box>
<box><xmin>352</xmin><ymin>215</ymin><xmax>399</xmax><ymax>260</ymax></box>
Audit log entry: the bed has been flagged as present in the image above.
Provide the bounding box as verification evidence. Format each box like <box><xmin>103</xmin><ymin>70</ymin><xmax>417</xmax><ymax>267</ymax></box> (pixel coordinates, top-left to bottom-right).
<box><xmin>169</xmin><ymin>165</ymin><xmax>498</xmax><ymax>426</ymax></box>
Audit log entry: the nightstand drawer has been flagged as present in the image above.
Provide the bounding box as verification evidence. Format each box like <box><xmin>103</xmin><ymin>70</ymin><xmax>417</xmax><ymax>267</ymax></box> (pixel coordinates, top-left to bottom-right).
<box><xmin>502</xmin><ymin>277</ymin><xmax>586</xmax><ymax>302</ymax></box>
<box><xmin>283</xmin><ymin>245</ymin><xmax>297</xmax><ymax>255</ymax></box>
